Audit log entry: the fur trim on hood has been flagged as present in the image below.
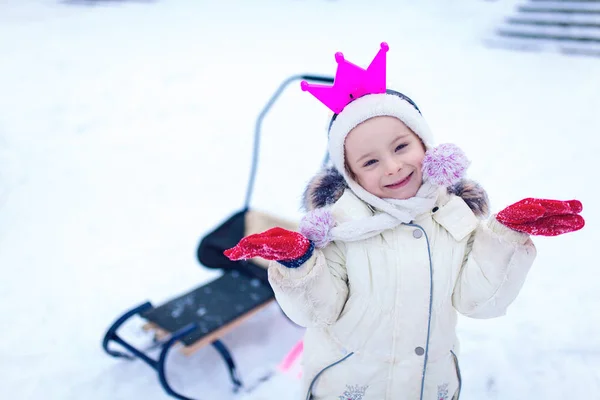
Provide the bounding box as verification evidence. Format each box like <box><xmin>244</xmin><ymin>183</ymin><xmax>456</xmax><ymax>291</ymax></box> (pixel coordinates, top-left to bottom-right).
<box><xmin>302</xmin><ymin>166</ymin><xmax>490</xmax><ymax>218</ymax></box>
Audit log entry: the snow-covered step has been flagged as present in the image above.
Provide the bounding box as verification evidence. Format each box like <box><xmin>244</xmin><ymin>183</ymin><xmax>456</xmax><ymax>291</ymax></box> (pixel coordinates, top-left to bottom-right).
<box><xmin>518</xmin><ymin>1</ymin><xmax>600</xmax><ymax>13</ymax></box>
<box><xmin>498</xmin><ymin>22</ymin><xmax>600</xmax><ymax>41</ymax></box>
<box><xmin>485</xmin><ymin>33</ymin><xmax>600</xmax><ymax>56</ymax></box>
<box><xmin>511</xmin><ymin>11</ymin><xmax>600</xmax><ymax>24</ymax></box>
<box><xmin>506</xmin><ymin>14</ymin><xmax>600</xmax><ymax>26</ymax></box>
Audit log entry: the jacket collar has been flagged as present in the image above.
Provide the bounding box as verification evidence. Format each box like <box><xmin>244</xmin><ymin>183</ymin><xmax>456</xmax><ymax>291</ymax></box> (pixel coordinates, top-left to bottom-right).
<box><xmin>330</xmin><ymin>188</ymin><xmax>478</xmax><ymax>242</ymax></box>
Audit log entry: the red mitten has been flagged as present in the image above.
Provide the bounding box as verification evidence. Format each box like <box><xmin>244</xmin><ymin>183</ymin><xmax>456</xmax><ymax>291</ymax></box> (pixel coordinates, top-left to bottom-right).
<box><xmin>496</xmin><ymin>198</ymin><xmax>584</xmax><ymax>236</ymax></box>
<box><xmin>224</xmin><ymin>227</ymin><xmax>312</xmax><ymax>262</ymax></box>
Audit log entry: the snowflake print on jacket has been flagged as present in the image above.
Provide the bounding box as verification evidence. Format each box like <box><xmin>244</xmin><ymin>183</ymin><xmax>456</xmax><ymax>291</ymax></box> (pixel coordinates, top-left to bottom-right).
<box><xmin>437</xmin><ymin>383</ymin><xmax>450</xmax><ymax>400</ymax></box>
<box><xmin>338</xmin><ymin>384</ymin><xmax>368</xmax><ymax>400</ymax></box>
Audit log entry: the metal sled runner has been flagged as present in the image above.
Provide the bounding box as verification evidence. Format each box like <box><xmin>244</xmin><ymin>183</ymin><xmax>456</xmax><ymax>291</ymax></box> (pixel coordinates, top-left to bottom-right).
<box><xmin>101</xmin><ymin>74</ymin><xmax>334</xmax><ymax>400</ymax></box>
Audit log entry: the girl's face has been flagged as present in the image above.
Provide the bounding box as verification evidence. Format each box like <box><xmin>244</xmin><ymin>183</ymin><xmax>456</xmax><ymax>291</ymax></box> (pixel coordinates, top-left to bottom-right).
<box><xmin>345</xmin><ymin>116</ymin><xmax>426</xmax><ymax>200</ymax></box>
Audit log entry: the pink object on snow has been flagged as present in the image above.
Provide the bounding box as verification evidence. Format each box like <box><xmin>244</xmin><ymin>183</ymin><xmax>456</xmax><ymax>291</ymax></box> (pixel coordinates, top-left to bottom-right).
<box><xmin>301</xmin><ymin>42</ymin><xmax>389</xmax><ymax>114</ymax></box>
<box><xmin>277</xmin><ymin>340</ymin><xmax>304</xmax><ymax>379</ymax></box>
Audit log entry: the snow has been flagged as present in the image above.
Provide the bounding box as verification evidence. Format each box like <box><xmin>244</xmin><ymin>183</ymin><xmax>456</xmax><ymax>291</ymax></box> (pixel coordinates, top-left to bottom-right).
<box><xmin>1</xmin><ymin>0</ymin><xmax>599</xmax><ymax>399</ymax></box>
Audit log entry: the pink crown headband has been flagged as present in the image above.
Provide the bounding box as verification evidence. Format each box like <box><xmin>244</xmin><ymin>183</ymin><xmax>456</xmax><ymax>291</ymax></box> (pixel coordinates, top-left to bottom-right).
<box><xmin>301</xmin><ymin>42</ymin><xmax>389</xmax><ymax>114</ymax></box>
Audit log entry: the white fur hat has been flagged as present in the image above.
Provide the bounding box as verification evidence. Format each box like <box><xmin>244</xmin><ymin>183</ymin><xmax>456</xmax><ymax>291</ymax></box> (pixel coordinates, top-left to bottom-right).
<box><xmin>327</xmin><ymin>90</ymin><xmax>434</xmax><ymax>177</ymax></box>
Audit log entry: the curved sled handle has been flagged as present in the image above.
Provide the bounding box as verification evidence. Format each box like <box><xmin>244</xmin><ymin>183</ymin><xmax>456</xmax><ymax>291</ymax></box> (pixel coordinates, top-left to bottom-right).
<box><xmin>300</xmin><ymin>75</ymin><xmax>334</xmax><ymax>84</ymax></box>
<box><xmin>244</xmin><ymin>74</ymin><xmax>335</xmax><ymax>209</ymax></box>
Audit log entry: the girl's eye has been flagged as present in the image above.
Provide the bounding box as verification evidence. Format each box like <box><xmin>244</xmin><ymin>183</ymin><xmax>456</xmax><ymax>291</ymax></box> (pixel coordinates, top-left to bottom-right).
<box><xmin>363</xmin><ymin>159</ymin><xmax>377</xmax><ymax>167</ymax></box>
<box><xmin>395</xmin><ymin>143</ymin><xmax>408</xmax><ymax>152</ymax></box>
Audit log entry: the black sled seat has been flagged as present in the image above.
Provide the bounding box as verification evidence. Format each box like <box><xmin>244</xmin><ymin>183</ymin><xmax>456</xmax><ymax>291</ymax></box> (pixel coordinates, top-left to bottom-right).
<box><xmin>145</xmin><ymin>208</ymin><xmax>299</xmax><ymax>344</ymax></box>
<box><xmin>101</xmin><ymin>74</ymin><xmax>334</xmax><ymax>400</ymax></box>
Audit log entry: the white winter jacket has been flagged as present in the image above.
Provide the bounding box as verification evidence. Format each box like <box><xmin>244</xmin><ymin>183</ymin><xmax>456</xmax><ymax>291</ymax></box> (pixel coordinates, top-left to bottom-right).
<box><xmin>268</xmin><ymin>177</ymin><xmax>537</xmax><ymax>400</ymax></box>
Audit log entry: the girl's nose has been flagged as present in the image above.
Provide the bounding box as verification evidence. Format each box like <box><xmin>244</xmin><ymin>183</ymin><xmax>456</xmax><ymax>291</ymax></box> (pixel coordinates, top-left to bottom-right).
<box><xmin>385</xmin><ymin>158</ymin><xmax>402</xmax><ymax>175</ymax></box>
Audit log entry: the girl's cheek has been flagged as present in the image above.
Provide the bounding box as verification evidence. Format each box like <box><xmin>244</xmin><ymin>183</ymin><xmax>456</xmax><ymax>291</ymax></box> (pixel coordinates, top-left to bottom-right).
<box><xmin>367</xmin><ymin>170</ymin><xmax>379</xmax><ymax>183</ymax></box>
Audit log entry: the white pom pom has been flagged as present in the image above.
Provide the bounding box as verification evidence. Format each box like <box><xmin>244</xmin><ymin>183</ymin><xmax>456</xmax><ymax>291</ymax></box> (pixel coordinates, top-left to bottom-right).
<box><xmin>422</xmin><ymin>143</ymin><xmax>470</xmax><ymax>186</ymax></box>
<box><xmin>299</xmin><ymin>208</ymin><xmax>335</xmax><ymax>248</ymax></box>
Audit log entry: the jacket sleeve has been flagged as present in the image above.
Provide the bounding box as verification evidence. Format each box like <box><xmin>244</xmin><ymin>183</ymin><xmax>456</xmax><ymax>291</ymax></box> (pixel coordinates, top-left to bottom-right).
<box><xmin>452</xmin><ymin>216</ymin><xmax>537</xmax><ymax>319</ymax></box>
<box><xmin>267</xmin><ymin>240</ymin><xmax>348</xmax><ymax>328</ymax></box>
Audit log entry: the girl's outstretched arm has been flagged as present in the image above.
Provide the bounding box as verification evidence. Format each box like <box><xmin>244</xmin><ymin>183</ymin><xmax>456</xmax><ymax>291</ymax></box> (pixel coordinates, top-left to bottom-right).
<box><xmin>452</xmin><ymin>197</ymin><xmax>583</xmax><ymax>318</ymax></box>
<box><xmin>268</xmin><ymin>241</ymin><xmax>348</xmax><ymax>328</ymax></box>
<box><xmin>224</xmin><ymin>227</ymin><xmax>349</xmax><ymax>328</ymax></box>
<box><xmin>451</xmin><ymin>217</ymin><xmax>537</xmax><ymax>319</ymax></box>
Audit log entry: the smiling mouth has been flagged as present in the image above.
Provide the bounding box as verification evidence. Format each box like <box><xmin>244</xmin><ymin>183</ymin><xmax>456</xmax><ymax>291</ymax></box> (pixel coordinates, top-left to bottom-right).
<box><xmin>385</xmin><ymin>172</ymin><xmax>413</xmax><ymax>189</ymax></box>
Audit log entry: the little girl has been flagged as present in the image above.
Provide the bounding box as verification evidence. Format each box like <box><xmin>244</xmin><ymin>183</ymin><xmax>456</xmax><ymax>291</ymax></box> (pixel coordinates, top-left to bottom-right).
<box><xmin>225</xmin><ymin>43</ymin><xmax>584</xmax><ymax>400</ymax></box>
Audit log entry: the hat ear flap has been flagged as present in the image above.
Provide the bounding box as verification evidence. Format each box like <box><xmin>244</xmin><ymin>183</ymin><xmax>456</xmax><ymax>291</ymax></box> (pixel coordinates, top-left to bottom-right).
<box><xmin>422</xmin><ymin>143</ymin><xmax>470</xmax><ymax>187</ymax></box>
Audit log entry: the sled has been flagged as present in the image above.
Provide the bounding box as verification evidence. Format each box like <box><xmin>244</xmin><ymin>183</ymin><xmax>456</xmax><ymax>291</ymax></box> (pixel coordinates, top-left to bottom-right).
<box><xmin>101</xmin><ymin>74</ymin><xmax>333</xmax><ymax>400</ymax></box>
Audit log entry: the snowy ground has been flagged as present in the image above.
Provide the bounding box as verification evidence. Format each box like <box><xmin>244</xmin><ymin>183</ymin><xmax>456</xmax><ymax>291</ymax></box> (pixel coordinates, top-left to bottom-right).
<box><xmin>1</xmin><ymin>0</ymin><xmax>599</xmax><ymax>399</ymax></box>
